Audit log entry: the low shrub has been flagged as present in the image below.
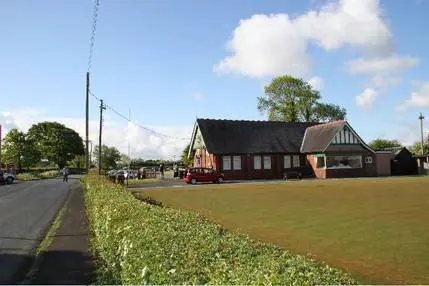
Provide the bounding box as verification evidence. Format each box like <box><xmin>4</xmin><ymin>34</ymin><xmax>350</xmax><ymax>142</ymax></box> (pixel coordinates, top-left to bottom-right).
<box><xmin>16</xmin><ymin>170</ymin><xmax>59</xmax><ymax>181</ymax></box>
<box><xmin>40</xmin><ymin>170</ymin><xmax>59</xmax><ymax>179</ymax></box>
<box><xmin>16</xmin><ymin>172</ymin><xmax>40</xmax><ymax>181</ymax></box>
<box><xmin>84</xmin><ymin>173</ymin><xmax>356</xmax><ymax>285</ymax></box>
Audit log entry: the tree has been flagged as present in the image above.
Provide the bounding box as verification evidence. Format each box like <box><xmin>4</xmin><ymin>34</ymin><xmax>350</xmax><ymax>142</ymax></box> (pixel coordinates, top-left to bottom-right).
<box><xmin>409</xmin><ymin>141</ymin><xmax>429</xmax><ymax>155</ymax></box>
<box><xmin>93</xmin><ymin>145</ymin><xmax>121</xmax><ymax>170</ymax></box>
<box><xmin>312</xmin><ymin>103</ymin><xmax>347</xmax><ymax>122</ymax></box>
<box><xmin>27</xmin><ymin>122</ymin><xmax>85</xmax><ymax>168</ymax></box>
<box><xmin>68</xmin><ymin>155</ymin><xmax>86</xmax><ymax>168</ymax></box>
<box><xmin>2</xmin><ymin>128</ymin><xmax>40</xmax><ymax>170</ymax></box>
<box><xmin>368</xmin><ymin>139</ymin><xmax>402</xmax><ymax>151</ymax></box>
<box><xmin>181</xmin><ymin>144</ymin><xmax>192</xmax><ymax>166</ymax></box>
<box><xmin>257</xmin><ymin>75</ymin><xmax>347</xmax><ymax>122</ymax></box>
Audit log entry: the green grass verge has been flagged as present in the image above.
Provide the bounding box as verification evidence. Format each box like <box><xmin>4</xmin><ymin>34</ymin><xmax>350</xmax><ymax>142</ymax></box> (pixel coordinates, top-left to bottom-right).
<box><xmin>84</xmin><ymin>173</ymin><xmax>355</xmax><ymax>285</ymax></box>
<box><xmin>138</xmin><ymin>176</ymin><xmax>429</xmax><ymax>284</ymax></box>
<box><xmin>126</xmin><ymin>178</ymin><xmax>160</xmax><ymax>185</ymax></box>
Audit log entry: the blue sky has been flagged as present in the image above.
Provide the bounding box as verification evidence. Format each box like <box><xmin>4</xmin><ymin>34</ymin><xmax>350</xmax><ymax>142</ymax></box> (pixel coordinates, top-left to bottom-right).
<box><xmin>1</xmin><ymin>0</ymin><xmax>428</xmax><ymax>159</ymax></box>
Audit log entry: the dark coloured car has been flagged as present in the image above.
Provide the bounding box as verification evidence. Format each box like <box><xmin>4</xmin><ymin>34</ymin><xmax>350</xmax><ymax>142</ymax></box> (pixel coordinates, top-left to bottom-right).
<box><xmin>183</xmin><ymin>167</ymin><xmax>224</xmax><ymax>184</ymax></box>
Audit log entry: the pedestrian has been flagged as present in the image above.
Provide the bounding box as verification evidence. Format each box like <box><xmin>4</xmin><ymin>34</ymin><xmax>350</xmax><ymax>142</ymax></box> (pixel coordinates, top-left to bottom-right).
<box><xmin>160</xmin><ymin>163</ymin><xmax>164</xmax><ymax>179</ymax></box>
<box><xmin>61</xmin><ymin>166</ymin><xmax>70</xmax><ymax>182</ymax></box>
<box><xmin>173</xmin><ymin>162</ymin><xmax>178</xmax><ymax>179</ymax></box>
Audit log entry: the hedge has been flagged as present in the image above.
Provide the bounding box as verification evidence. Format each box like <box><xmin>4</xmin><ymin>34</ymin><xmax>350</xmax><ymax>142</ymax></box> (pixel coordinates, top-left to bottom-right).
<box><xmin>84</xmin><ymin>174</ymin><xmax>356</xmax><ymax>285</ymax></box>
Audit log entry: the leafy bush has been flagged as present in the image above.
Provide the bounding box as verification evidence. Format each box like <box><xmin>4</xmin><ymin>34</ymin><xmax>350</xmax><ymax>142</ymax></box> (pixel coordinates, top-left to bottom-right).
<box><xmin>40</xmin><ymin>170</ymin><xmax>59</xmax><ymax>178</ymax></box>
<box><xmin>16</xmin><ymin>172</ymin><xmax>40</xmax><ymax>181</ymax></box>
<box><xmin>16</xmin><ymin>170</ymin><xmax>59</xmax><ymax>181</ymax></box>
<box><xmin>84</xmin><ymin>174</ymin><xmax>356</xmax><ymax>285</ymax></box>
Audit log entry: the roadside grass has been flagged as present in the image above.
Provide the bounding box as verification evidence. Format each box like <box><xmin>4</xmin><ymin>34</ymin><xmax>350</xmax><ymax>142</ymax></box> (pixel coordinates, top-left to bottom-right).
<box><xmin>136</xmin><ymin>176</ymin><xmax>429</xmax><ymax>284</ymax></box>
<box><xmin>126</xmin><ymin>178</ymin><xmax>160</xmax><ymax>185</ymax></box>
<box><xmin>84</xmin><ymin>173</ymin><xmax>355</xmax><ymax>285</ymax></box>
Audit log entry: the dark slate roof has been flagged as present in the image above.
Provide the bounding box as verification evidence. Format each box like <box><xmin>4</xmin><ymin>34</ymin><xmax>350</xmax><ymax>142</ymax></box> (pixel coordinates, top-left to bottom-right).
<box><xmin>196</xmin><ymin>119</ymin><xmax>319</xmax><ymax>154</ymax></box>
<box><xmin>300</xmin><ymin>120</ymin><xmax>345</xmax><ymax>153</ymax></box>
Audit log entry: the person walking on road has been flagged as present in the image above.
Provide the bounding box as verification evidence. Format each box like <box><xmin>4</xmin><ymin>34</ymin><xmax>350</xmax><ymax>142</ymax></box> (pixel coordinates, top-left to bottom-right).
<box><xmin>61</xmin><ymin>166</ymin><xmax>70</xmax><ymax>182</ymax></box>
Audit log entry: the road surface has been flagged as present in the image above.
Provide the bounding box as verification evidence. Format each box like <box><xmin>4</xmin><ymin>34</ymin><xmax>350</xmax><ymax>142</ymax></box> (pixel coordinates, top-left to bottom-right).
<box><xmin>0</xmin><ymin>177</ymin><xmax>80</xmax><ymax>283</ymax></box>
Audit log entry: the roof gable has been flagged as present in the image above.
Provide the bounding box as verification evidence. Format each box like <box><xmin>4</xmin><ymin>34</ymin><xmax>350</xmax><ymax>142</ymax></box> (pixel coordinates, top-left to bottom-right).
<box><xmin>300</xmin><ymin>121</ymin><xmax>345</xmax><ymax>153</ymax></box>
<box><xmin>300</xmin><ymin>121</ymin><xmax>374</xmax><ymax>153</ymax></box>
<box><xmin>195</xmin><ymin>119</ymin><xmax>319</xmax><ymax>154</ymax></box>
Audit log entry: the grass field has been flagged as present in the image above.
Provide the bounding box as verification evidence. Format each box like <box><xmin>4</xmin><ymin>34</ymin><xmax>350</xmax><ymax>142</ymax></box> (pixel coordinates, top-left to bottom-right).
<box><xmin>136</xmin><ymin>176</ymin><xmax>429</xmax><ymax>284</ymax></box>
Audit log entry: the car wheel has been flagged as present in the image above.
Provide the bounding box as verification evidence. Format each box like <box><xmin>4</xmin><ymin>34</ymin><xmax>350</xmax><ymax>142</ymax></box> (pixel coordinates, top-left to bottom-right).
<box><xmin>191</xmin><ymin>178</ymin><xmax>197</xmax><ymax>185</ymax></box>
<box><xmin>216</xmin><ymin>177</ymin><xmax>224</xmax><ymax>183</ymax></box>
<box><xmin>6</xmin><ymin>177</ymin><xmax>14</xmax><ymax>184</ymax></box>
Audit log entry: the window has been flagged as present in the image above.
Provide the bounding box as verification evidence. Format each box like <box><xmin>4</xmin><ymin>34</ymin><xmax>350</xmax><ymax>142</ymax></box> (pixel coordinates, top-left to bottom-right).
<box><xmin>293</xmin><ymin>155</ymin><xmax>300</xmax><ymax>167</ymax></box>
<box><xmin>365</xmin><ymin>156</ymin><xmax>373</xmax><ymax>164</ymax></box>
<box><xmin>284</xmin><ymin>155</ymin><xmax>291</xmax><ymax>169</ymax></box>
<box><xmin>233</xmin><ymin>156</ymin><xmax>242</xmax><ymax>170</ymax></box>
<box><xmin>263</xmin><ymin>156</ymin><xmax>271</xmax><ymax>169</ymax></box>
<box><xmin>254</xmin><ymin>156</ymin><xmax>261</xmax><ymax>170</ymax></box>
<box><xmin>222</xmin><ymin>156</ymin><xmax>231</xmax><ymax>170</ymax></box>
<box><xmin>316</xmin><ymin>156</ymin><xmax>325</xmax><ymax>168</ymax></box>
<box><xmin>326</xmin><ymin>155</ymin><xmax>362</xmax><ymax>169</ymax></box>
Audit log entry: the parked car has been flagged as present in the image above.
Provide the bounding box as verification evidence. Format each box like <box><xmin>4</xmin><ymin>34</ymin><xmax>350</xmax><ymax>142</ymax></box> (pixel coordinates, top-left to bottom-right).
<box><xmin>183</xmin><ymin>167</ymin><xmax>224</xmax><ymax>185</ymax></box>
<box><xmin>0</xmin><ymin>170</ymin><xmax>15</xmax><ymax>184</ymax></box>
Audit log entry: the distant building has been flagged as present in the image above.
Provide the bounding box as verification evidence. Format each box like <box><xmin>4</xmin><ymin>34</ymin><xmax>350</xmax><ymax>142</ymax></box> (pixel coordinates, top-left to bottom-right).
<box><xmin>187</xmin><ymin>119</ymin><xmax>377</xmax><ymax>180</ymax></box>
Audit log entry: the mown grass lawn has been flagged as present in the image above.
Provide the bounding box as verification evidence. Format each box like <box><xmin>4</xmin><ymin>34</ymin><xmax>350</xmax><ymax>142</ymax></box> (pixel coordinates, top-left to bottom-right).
<box><xmin>137</xmin><ymin>176</ymin><xmax>429</xmax><ymax>284</ymax></box>
<box><xmin>126</xmin><ymin>178</ymin><xmax>160</xmax><ymax>185</ymax></box>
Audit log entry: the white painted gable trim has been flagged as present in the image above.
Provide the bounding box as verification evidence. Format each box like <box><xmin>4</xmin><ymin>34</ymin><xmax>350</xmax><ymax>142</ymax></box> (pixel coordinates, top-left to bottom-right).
<box><xmin>187</xmin><ymin>121</ymin><xmax>199</xmax><ymax>158</ymax></box>
<box><xmin>324</xmin><ymin>122</ymin><xmax>376</xmax><ymax>153</ymax></box>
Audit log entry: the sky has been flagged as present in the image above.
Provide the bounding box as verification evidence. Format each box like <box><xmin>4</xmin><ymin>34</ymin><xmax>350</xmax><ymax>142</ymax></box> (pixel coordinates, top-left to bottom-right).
<box><xmin>1</xmin><ymin>0</ymin><xmax>429</xmax><ymax>160</ymax></box>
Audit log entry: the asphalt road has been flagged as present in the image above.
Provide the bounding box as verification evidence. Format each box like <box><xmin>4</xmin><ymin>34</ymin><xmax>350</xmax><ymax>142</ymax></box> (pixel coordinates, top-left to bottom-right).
<box><xmin>0</xmin><ymin>176</ymin><xmax>80</xmax><ymax>283</ymax></box>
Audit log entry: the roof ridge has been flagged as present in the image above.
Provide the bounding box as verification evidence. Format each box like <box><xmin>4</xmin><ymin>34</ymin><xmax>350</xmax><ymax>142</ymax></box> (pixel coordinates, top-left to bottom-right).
<box><xmin>306</xmin><ymin>120</ymin><xmax>345</xmax><ymax>129</ymax></box>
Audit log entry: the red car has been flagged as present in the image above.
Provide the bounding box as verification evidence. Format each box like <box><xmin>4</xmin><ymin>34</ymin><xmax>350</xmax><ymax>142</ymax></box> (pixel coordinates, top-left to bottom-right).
<box><xmin>183</xmin><ymin>168</ymin><xmax>224</xmax><ymax>184</ymax></box>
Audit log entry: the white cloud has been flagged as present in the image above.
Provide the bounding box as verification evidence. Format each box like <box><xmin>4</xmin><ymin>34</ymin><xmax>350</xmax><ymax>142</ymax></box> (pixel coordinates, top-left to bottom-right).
<box><xmin>308</xmin><ymin>76</ymin><xmax>324</xmax><ymax>90</ymax></box>
<box><xmin>367</xmin><ymin>74</ymin><xmax>402</xmax><ymax>89</ymax></box>
<box><xmin>356</xmin><ymin>88</ymin><xmax>378</xmax><ymax>110</ymax></box>
<box><xmin>192</xmin><ymin>92</ymin><xmax>205</xmax><ymax>102</ymax></box>
<box><xmin>0</xmin><ymin>108</ymin><xmax>193</xmax><ymax>160</ymax></box>
<box><xmin>346</xmin><ymin>55</ymin><xmax>418</xmax><ymax>74</ymax></box>
<box><xmin>214</xmin><ymin>0</ymin><xmax>392</xmax><ymax>78</ymax></box>
<box><xmin>397</xmin><ymin>81</ymin><xmax>429</xmax><ymax>111</ymax></box>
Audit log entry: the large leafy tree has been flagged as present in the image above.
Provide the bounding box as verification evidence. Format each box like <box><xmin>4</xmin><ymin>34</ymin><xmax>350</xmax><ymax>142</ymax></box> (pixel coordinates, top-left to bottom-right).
<box><xmin>409</xmin><ymin>141</ymin><xmax>429</xmax><ymax>155</ymax></box>
<box><xmin>93</xmin><ymin>145</ymin><xmax>121</xmax><ymax>170</ymax></box>
<box><xmin>27</xmin><ymin>122</ymin><xmax>85</xmax><ymax>168</ymax></box>
<box><xmin>2</xmin><ymin>128</ymin><xmax>40</xmax><ymax>170</ymax></box>
<box><xmin>257</xmin><ymin>75</ymin><xmax>346</xmax><ymax>122</ymax></box>
<box><xmin>181</xmin><ymin>143</ymin><xmax>192</xmax><ymax>166</ymax></box>
<box><xmin>368</xmin><ymin>139</ymin><xmax>402</xmax><ymax>151</ymax></box>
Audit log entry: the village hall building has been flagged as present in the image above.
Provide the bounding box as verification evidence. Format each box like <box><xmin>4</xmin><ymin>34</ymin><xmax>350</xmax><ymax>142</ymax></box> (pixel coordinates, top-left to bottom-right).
<box><xmin>187</xmin><ymin>118</ymin><xmax>378</xmax><ymax>179</ymax></box>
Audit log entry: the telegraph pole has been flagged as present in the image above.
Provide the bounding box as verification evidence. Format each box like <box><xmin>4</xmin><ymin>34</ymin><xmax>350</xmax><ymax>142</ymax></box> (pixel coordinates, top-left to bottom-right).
<box><xmin>85</xmin><ymin>72</ymin><xmax>90</xmax><ymax>173</ymax></box>
<box><xmin>419</xmin><ymin>112</ymin><xmax>425</xmax><ymax>155</ymax></box>
<box><xmin>98</xmin><ymin>99</ymin><xmax>106</xmax><ymax>175</ymax></box>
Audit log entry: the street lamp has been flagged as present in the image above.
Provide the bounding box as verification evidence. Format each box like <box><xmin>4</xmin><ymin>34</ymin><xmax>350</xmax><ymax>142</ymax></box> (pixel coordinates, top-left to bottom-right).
<box><xmin>419</xmin><ymin>113</ymin><xmax>425</xmax><ymax>155</ymax></box>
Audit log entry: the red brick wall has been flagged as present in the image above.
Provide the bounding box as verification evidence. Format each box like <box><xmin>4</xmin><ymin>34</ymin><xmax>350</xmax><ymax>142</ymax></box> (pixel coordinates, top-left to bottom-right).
<box><xmin>192</xmin><ymin>148</ymin><xmax>216</xmax><ymax>169</ymax></box>
<box><xmin>307</xmin><ymin>154</ymin><xmax>326</xmax><ymax>179</ymax></box>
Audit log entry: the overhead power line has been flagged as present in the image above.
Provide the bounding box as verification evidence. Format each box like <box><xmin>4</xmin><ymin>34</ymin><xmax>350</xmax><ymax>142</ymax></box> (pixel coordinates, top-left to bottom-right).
<box><xmin>87</xmin><ymin>0</ymin><xmax>100</xmax><ymax>72</ymax></box>
<box><xmin>89</xmin><ymin>90</ymin><xmax>191</xmax><ymax>141</ymax></box>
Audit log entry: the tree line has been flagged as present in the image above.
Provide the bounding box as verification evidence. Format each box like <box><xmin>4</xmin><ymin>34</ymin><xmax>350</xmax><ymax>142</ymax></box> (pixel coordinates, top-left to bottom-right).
<box><xmin>1</xmin><ymin>122</ymin><xmax>84</xmax><ymax>170</ymax></box>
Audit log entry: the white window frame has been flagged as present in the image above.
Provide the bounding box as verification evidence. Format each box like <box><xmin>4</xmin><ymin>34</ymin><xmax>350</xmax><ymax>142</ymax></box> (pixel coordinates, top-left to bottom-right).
<box><xmin>254</xmin><ymin>156</ymin><xmax>261</xmax><ymax>170</ymax></box>
<box><xmin>326</xmin><ymin>155</ymin><xmax>362</xmax><ymax>169</ymax></box>
<box><xmin>365</xmin><ymin>156</ymin><xmax>373</xmax><ymax>164</ymax></box>
<box><xmin>233</xmin><ymin>156</ymin><xmax>242</xmax><ymax>170</ymax></box>
<box><xmin>292</xmin><ymin>155</ymin><xmax>300</xmax><ymax>168</ymax></box>
<box><xmin>284</xmin><ymin>155</ymin><xmax>291</xmax><ymax>169</ymax></box>
<box><xmin>222</xmin><ymin>156</ymin><xmax>231</xmax><ymax>170</ymax></box>
<box><xmin>263</xmin><ymin>155</ymin><xmax>271</xmax><ymax>170</ymax></box>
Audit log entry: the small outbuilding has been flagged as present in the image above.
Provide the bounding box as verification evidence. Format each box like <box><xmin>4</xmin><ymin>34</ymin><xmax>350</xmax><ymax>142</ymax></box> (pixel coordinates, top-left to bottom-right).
<box><xmin>385</xmin><ymin>147</ymin><xmax>418</xmax><ymax>176</ymax></box>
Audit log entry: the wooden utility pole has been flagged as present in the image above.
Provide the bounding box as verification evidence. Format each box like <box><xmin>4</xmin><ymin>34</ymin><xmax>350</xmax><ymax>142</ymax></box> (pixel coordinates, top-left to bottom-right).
<box><xmin>419</xmin><ymin>112</ymin><xmax>425</xmax><ymax>155</ymax></box>
<box><xmin>85</xmin><ymin>72</ymin><xmax>90</xmax><ymax>173</ymax></box>
<box><xmin>98</xmin><ymin>99</ymin><xmax>106</xmax><ymax>175</ymax></box>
